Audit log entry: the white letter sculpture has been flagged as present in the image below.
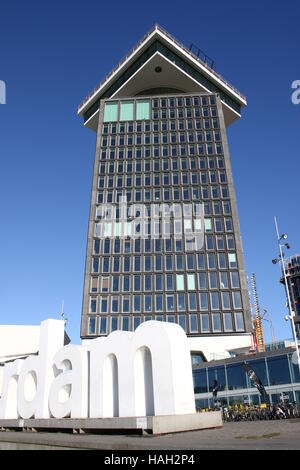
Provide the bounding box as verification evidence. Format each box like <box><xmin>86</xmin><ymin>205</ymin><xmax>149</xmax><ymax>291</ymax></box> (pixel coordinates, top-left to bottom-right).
<box><xmin>89</xmin><ymin>320</ymin><xmax>195</xmax><ymax>417</ymax></box>
<box><xmin>0</xmin><ymin>320</ymin><xmax>196</xmax><ymax>419</ymax></box>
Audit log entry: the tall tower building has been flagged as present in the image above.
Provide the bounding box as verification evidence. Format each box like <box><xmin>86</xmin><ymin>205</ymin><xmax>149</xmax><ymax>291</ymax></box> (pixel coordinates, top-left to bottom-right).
<box><xmin>78</xmin><ymin>25</ymin><xmax>252</xmax><ymax>357</ymax></box>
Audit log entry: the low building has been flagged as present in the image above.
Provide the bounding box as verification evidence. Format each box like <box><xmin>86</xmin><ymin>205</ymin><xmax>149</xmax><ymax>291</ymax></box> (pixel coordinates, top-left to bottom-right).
<box><xmin>192</xmin><ymin>342</ymin><xmax>300</xmax><ymax>408</ymax></box>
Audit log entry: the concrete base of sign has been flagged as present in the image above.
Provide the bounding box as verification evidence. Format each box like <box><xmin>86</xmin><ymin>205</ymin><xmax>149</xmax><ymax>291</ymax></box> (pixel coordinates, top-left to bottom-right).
<box><xmin>0</xmin><ymin>411</ymin><xmax>222</xmax><ymax>436</ymax></box>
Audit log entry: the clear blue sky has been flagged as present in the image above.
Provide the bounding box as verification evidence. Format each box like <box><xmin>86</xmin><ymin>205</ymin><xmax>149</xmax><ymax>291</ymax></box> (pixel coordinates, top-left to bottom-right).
<box><xmin>0</xmin><ymin>0</ymin><xmax>299</xmax><ymax>344</ymax></box>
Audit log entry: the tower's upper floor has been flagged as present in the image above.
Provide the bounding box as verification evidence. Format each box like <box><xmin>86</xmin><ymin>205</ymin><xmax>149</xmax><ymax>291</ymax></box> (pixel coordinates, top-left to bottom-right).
<box><xmin>77</xmin><ymin>24</ymin><xmax>247</xmax><ymax>131</ymax></box>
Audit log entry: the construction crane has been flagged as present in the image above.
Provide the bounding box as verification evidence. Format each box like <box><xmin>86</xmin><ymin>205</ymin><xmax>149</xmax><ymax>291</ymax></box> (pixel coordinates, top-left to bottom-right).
<box><xmin>261</xmin><ymin>309</ymin><xmax>277</xmax><ymax>350</ymax></box>
<box><xmin>250</xmin><ymin>274</ymin><xmax>277</xmax><ymax>352</ymax></box>
<box><xmin>251</xmin><ymin>273</ymin><xmax>265</xmax><ymax>352</ymax></box>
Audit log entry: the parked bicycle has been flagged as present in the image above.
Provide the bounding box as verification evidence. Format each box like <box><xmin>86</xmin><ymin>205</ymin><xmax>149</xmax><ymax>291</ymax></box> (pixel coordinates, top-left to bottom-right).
<box><xmin>219</xmin><ymin>402</ymin><xmax>300</xmax><ymax>422</ymax></box>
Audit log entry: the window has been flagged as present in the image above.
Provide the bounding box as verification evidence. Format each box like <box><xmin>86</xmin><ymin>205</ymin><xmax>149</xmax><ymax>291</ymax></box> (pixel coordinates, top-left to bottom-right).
<box><xmin>227</xmin><ymin>235</ymin><xmax>235</xmax><ymax>250</ymax></box>
<box><xmin>208</xmin><ymin>366</ymin><xmax>226</xmax><ymax>392</ymax></box>
<box><xmin>122</xmin><ymin>296</ymin><xmax>130</xmax><ymax>313</ymax></box>
<box><xmin>211</xmin><ymin>292</ymin><xmax>219</xmax><ymax>310</ymax></box>
<box><xmin>209</xmin><ymin>272</ymin><xmax>218</xmax><ymax>289</ymax></box>
<box><xmin>91</xmin><ymin>277</ymin><xmax>98</xmax><ymax>293</ymax></box>
<box><xmin>136</xmin><ymin>100</ymin><xmax>150</xmax><ymax>120</ymax></box>
<box><xmin>123</xmin><ymin>256</ymin><xmax>130</xmax><ymax>272</ymax></box>
<box><xmin>231</xmin><ymin>272</ymin><xmax>240</xmax><ymax>288</ymax></box>
<box><xmin>155</xmin><ymin>274</ymin><xmax>162</xmax><ymax>291</ymax></box>
<box><xmin>233</xmin><ymin>292</ymin><xmax>242</xmax><ymax>309</ymax></box>
<box><xmin>246</xmin><ymin>359</ymin><xmax>268</xmax><ymax>388</ymax></box>
<box><xmin>144</xmin><ymin>295</ymin><xmax>152</xmax><ymax>312</ymax></box>
<box><xmin>112</xmin><ymin>297</ymin><xmax>119</xmax><ymax>313</ymax></box>
<box><xmin>165</xmin><ymin>255</ymin><xmax>173</xmax><ymax>270</ymax></box>
<box><xmin>100</xmin><ymin>297</ymin><xmax>108</xmax><ymax>313</ymax></box>
<box><xmin>234</xmin><ymin>312</ymin><xmax>244</xmax><ymax>331</ymax></box>
<box><xmin>175</xmin><ymin>293</ymin><xmax>184</xmax><ymax>311</ymax></box>
<box><xmin>220</xmin><ymin>272</ymin><xmax>229</xmax><ymax>289</ymax></box>
<box><xmin>178</xmin><ymin>315</ymin><xmax>186</xmax><ymax>332</ymax></box>
<box><xmin>113</xmin><ymin>257</ymin><xmax>120</xmax><ymax>273</ymax></box>
<box><xmin>92</xmin><ymin>258</ymin><xmax>99</xmax><ymax>273</ymax></box>
<box><xmin>134</xmin><ymin>275</ymin><xmax>141</xmax><ymax>291</ymax></box>
<box><xmin>122</xmin><ymin>316</ymin><xmax>130</xmax><ymax>331</ymax></box>
<box><xmin>144</xmin><ymin>274</ymin><xmax>152</xmax><ymax>291</ymax></box>
<box><xmin>197</xmin><ymin>254</ymin><xmax>205</xmax><ymax>269</ymax></box>
<box><xmin>208</xmin><ymin>253</ymin><xmax>216</xmax><ymax>269</ymax></box>
<box><xmin>111</xmin><ymin>316</ymin><xmax>118</xmax><ymax>332</ymax></box>
<box><xmin>189</xmin><ymin>314</ymin><xmax>199</xmax><ymax>333</ymax></box>
<box><xmin>189</xmin><ymin>293</ymin><xmax>197</xmax><ymax>310</ymax></box>
<box><xmin>204</xmin><ymin>219</ymin><xmax>212</xmax><ymax>232</ymax></box>
<box><xmin>228</xmin><ymin>253</ymin><xmax>237</xmax><ymax>268</ymax></box>
<box><xmin>145</xmin><ymin>255</ymin><xmax>152</xmax><ymax>271</ymax></box>
<box><xmin>223</xmin><ymin>313</ymin><xmax>233</xmax><ymax>332</ymax></box>
<box><xmin>186</xmin><ymin>254</ymin><xmax>194</xmax><ymax>270</ymax></box>
<box><xmin>222</xmin><ymin>292</ymin><xmax>231</xmax><ymax>309</ymax></box>
<box><xmin>212</xmin><ymin>313</ymin><xmax>221</xmax><ymax>332</ymax></box>
<box><xmin>226</xmin><ymin>364</ymin><xmax>247</xmax><ymax>390</ymax></box>
<box><xmin>218</xmin><ymin>253</ymin><xmax>226</xmax><ymax>269</ymax></box>
<box><xmin>134</xmin><ymin>295</ymin><xmax>141</xmax><ymax>312</ymax></box>
<box><xmin>156</xmin><ymin>294</ymin><xmax>163</xmax><ymax>312</ymax></box>
<box><xmin>166</xmin><ymin>295</ymin><xmax>174</xmax><ymax>311</ymax></box>
<box><xmin>99</xmin><ymin>317</ymin><xmax>107</xmax><ymax>334</ymax></box>
<box><xmin>123</xmin><ymin>275</ymin><xmax>130</xmax><ymax>292</ymax></box>
<box><xmin>134</xmin><ymin>256</ymin><xmax>141</xmax><ymax>271</ymax></box>
<box><xmin>187</xmin><ymin>274</ymin><xmax>195</xmax><ymax>290</ymax></box>
<box><xmin>198</xmin><ymin>272</ymin><xmax>207</xmax><ymax>289</ymax></box>
<box><xmin>176</xmin><ymin>274</ymin><xmax>185</xmax><ymax>291</ymax></box>
<box><xmin>104</xmin><ymin>102</ymin><xmax>118</xmax><ymax>122</ymax></box>
<box><xmin>201</xmin><ymin>314</ymin><xmax>210</xmax><ymax>332</ymax></box>
<box><xmin>88</xmin><ymin>317</ymin><xmax>96</xmax><ymax>335</ymax></box>
<box><xmin>193</xmin><ymin>369</ymin><xmax>207</xmax><ymax>394</ymax></box>
<box><xmin>176</xmin><ymin>254</ymin><xmax>184</xmax><ymax>270</ymax></box>
<box><xmin>206</xmin><ymin>234</ymin><xmax>214</xmax><ymax>250</ymax></box>
<box><xmin>200</xmin><ymin>293</ymin><xmax>208</xmax><ymax>310</ymax></box>
<box><xmin>120</xmin><ymin>100</ymin><xmax>134</xmax><ymax>121</ymax></box>
<box><xmin>166</xmin><ymin>274</ymin><xmax>174</xmax><ymax>290</ymax></box>
<box><xmin>112</xmin><ymin>275</ymin><xmax>119</xmax><ymax>292</ymax></box>
<box><xmin>90</xmin><ymin>297</ymin><xmax>97</xmax><ymax>313</ymax></box>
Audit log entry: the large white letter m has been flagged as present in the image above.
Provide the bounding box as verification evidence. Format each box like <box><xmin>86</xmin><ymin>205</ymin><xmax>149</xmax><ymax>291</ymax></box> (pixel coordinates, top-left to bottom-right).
<box><xmin>88</xmin><ymin>321</ymin><xmax>196</xmax><ymax>418</ymax></box>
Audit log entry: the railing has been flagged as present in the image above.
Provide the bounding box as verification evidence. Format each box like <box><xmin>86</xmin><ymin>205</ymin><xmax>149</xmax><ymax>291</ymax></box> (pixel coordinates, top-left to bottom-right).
<box><xmin>189</xmin><ymin>43</ymin><xmax>215</xmax><ymax>69</ymax></box>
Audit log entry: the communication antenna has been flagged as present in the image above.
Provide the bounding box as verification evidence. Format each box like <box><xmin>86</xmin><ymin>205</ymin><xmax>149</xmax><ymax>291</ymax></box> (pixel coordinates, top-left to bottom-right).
<box><xmin>60</xmin><ymin>300</ymin><xmax>68</xmax><ymax>326</ymax></box>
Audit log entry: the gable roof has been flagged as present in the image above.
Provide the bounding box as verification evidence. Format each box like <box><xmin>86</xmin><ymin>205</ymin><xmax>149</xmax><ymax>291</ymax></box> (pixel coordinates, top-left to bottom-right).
<box><xmin>78</xmin><ymin>24</ymin><xmax>247</xmax><ymax>129</ymax></box>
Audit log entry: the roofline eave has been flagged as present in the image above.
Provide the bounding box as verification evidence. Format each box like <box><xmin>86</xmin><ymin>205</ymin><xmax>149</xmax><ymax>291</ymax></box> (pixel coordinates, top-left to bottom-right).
<box><xmin>77</xmin><ymin>26</ymin><xmax>246</xmax><ymax>117</ymax></box>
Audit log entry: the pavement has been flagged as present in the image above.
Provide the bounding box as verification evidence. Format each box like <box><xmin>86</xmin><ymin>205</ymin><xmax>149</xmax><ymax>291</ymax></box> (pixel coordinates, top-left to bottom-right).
<box><xmin>1</xmin><ymin>419</ymin><xmax>300</xmax><ymax>450</ymax></box>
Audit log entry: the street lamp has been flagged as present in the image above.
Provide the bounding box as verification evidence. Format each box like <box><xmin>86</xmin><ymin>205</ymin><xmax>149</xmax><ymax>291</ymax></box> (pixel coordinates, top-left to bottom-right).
<box><xmin>273</xmin><ymin>216</ymin><xmax>300</xmax><ymax>373</ymax></box>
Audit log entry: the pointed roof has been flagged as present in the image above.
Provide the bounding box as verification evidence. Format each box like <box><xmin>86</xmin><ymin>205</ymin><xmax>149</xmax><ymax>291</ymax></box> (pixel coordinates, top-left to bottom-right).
<box><xmin>78</xmin><ymin>24</ymin><xmax>247</xmax><ymax>130</ymax></box>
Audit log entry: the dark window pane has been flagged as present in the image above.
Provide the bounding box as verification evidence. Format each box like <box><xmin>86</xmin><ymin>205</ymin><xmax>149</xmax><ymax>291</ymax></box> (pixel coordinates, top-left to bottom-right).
<box><xmin>208</xmin><ymin>366</ymin><xmax>226</xmax><ymax>392</ymax></box>
<box><xmin>226</xmin><ymin>364</ymin><xmax>247</xmax><ymax>390</ymax></box>
<box><xmin>289</xmin><ymin>353</ymin><xmax>300</xmax><ymax>383</ymax></box>
<box><xmin>267</xmin><ymin>355</ymin><xmax>291</xmax><ymax>386</ymax></box>
<box><xmin>193</xmin><ymin>369</ymin><xmax>207</xmax><ymax>394</ymax></box>
<box><xmin>246</xmin><ymin>359</ymin><xmax>268</xmax><ymax>388</ymax></box>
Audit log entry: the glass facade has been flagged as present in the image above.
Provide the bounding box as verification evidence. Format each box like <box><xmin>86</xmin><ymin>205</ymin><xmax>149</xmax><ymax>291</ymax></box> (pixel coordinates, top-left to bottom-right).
<box><xmin>193</xmin><ymin>349</ymin><xmax>300</xmax><ymax>406</ymax></box>
<box><xmin>282</xmin><ymin>254</ymin><xmax>300</xmax><ymax>339</ymax></box>
<box><xmin>81</xmin><ymin>93</ymin><xmax>251</xmax><ymax>338</ymax></box>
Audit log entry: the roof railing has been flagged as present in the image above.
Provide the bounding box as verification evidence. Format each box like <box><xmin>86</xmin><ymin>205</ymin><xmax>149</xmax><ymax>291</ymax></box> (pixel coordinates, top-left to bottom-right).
<box><xmin>189</xmin><ymin>43</ymin><xmax>215</xmax><ymax>69</ymax></box>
